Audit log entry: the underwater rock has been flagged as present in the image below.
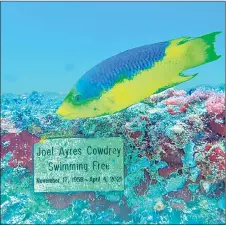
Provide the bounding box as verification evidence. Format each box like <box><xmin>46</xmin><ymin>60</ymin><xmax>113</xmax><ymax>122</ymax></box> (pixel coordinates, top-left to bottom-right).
<box><xmin>158</xmin><ymin>167</ymin><xmax>178</xmax><ymax>178</ymax></box>
<box><xmin>1</xmin><ymin>131</ymin><xmax>40</xmax><ymax>172</ymax></box>
<box><xmin>170</xmin><ymin>201</ymin><xmax>187</xmax><ymax>211</ymax></box>
<box><xmin>160</xmin><ymin>141</ymin><xmax>184</xmax><ymax>168</ymax></box>
<box><xmin>165</xmin><ymin>186</ymin><xmax>192</xmax><ymax>203</ymax></box>
<box><xmin>208</xmin><ymin>147</ymin><xmax>225</xmax><ymax>169</ymax></box>
<box><xmin>200</xmin><ymin>143</ymin><xmax>225</xmax><ymax>180</ymax></box>
<box><xmin>209</xmin><ymin>119</ymin><xmax>225</xmax><ymax>136</ymax></box>
<box><xmin>45</xmin><ymin>192</ymin><xmax>95</xmax><ymax>209</ymax></box>
<box><xmin>134</xmin><ymin>169</ymin><xmax>151</xmax><ymax>196</ymax></box>
<box><xmin>153</xmin><ymin>200</ymin><xmax>165</xmax><ymax>211</ymax></box>
<box><xmin>1</xmin><ymin>86</ymin><xmax>225</xmax><ymax>224</ymax></box>
<box><xmin>89</xmin><ymin>195</ymin><xmax>131</xmax><ymax>220</ymax></box>
<box><xmin>1</xmin><ymin>118</ymin><xmax>19</xmax><ymax>134</ymax></box>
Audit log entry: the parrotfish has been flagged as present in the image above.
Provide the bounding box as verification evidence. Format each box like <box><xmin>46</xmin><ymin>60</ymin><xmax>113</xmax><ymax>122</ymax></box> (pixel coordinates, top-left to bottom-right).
<box><xmin>57</xmin><ymin>32</ymin><xmax>221</xmax><ymax>119</ymax></box>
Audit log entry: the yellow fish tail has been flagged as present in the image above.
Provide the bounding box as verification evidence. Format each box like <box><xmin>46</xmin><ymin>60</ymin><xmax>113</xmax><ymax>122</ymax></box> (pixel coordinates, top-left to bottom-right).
<box><xmin>169</xmin><ymin>31</ymin><xmax>221</xmax><ymax>72</ymax></box>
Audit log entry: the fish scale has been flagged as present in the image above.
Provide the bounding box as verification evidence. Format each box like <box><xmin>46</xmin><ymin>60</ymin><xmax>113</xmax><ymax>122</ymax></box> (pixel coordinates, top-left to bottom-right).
<box><xmin>75</xmin><ymin>41</ymin><xmax>170</xmax><ymax>100</ymax></box>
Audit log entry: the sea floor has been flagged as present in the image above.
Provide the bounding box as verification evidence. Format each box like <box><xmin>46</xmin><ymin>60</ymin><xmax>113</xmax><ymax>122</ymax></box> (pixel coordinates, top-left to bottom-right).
<box><xmin>1</xmin><ymin>85</ymin><xmax>225</xmax><ymax>224</ymax></box>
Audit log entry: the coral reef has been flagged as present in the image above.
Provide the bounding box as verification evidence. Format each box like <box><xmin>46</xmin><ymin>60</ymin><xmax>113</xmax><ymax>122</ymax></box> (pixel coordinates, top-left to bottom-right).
<box><xmin>1</xmin><ymin>86</ymin><xmax>225</xmax><ymax>224</ymax></box>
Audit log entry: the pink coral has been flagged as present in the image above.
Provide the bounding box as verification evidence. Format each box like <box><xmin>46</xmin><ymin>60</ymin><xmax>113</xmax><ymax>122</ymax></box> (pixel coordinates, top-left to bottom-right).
<box><xmin>165</xmin><ymin>96</ymin><xmax>187</xmax><ymax>106</ymax></box>
<box><xmin>205</xmin><ymin>93</ymin><xmax>225</xmax><ymax>136</ymax></box>
<box><xmin>206</xmin><ymin>94</ymin><xmax>225</xmax><ymax>116</ymax></box>
<box><xmin>189</xmin><ymin>89</ymin><xmax>211</xmax><ymax>102</ymax></box>
<box><xmin>174</xmin><ymin>90</ymin><xmax>187</xmax><ymax>96</ymax></box>
<box><xmin>149</xmin><ymin>88</ymin><xmax>175</xmax><ymax>103</ymax></box>
<box><xmin>208</xmin><ymin>147</ymin><xmax>225</xmax><ymax>172</ymax></box>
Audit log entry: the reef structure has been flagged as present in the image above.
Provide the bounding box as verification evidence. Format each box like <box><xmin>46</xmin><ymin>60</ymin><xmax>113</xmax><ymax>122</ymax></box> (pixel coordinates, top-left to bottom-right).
<box><xmin>1</xmin><ymin>85</ymin><xmax>225</xmax><ymax>224</ymax></box>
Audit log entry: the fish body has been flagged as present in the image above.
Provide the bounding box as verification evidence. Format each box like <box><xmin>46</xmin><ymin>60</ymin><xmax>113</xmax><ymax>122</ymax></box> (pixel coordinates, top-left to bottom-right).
<box><xmin>57</xmin><ymin>32</ymin><xmax>221</xmax><ymax>119</ymax></box>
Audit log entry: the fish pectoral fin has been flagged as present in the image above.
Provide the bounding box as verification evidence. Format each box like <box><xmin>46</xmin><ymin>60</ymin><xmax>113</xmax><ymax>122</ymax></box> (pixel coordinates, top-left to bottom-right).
<box><xmin>175</xmin><ymin>72</ymin><xmax>198</xmax><ymax>83</ymax></box>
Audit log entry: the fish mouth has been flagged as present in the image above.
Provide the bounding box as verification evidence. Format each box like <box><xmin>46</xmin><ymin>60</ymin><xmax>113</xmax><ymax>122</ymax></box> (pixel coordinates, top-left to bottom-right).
<box><xmin>56</xmin><ymin>103</ymin><xmax>66</xmax><ymax>116</ymax></box>
<box><xmin>56</xmin><ymin>102</ymin><xmax>90</xmax><ymax>119</ymax></box>
<box><xmin>56</xmin><ymin>102</ymin><xmax>76</xmax><ymax>119</ymax></box>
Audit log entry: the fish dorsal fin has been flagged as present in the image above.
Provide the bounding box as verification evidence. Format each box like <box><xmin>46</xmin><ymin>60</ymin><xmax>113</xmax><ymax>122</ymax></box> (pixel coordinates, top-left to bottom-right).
<box><xmin>170</xmin><ymin>36</ymin><xmax>190</xmax><ymax>46</ymax></box>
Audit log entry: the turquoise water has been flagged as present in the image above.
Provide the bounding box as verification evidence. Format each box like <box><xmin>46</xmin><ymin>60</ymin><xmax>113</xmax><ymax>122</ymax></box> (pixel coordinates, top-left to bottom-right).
<box><xmin>1</xmin><ymin>3</ymin><xmax>225</xmax><ymax>224</ymax></box>
<box><xmin>2</xmin><ymin>2</ymin><xmax>225</xmax><ymax>94</ymax></box>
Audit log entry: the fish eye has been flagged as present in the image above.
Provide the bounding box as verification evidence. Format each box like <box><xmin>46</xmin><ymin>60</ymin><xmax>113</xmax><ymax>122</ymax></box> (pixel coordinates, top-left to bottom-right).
<box><xmin>73</xmin><ymin>94</ymin><xmax>81</xmax><ymax>102</ymax></box>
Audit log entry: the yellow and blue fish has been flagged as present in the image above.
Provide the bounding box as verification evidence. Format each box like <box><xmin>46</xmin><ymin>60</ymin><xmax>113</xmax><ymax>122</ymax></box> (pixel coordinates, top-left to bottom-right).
<box><xmin>57</xmin><ymin>31</ymin><xmax>221</xmax><ymax>119</ymax></box>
